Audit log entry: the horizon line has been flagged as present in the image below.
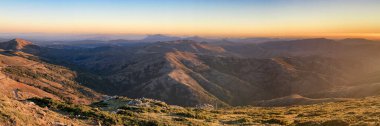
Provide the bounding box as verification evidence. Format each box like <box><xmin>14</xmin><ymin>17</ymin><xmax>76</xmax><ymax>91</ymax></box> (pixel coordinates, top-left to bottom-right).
<box><xmin>1</xmin><ymin>32</ymin><xmax>380</xmax><ymax>41</ymax></box>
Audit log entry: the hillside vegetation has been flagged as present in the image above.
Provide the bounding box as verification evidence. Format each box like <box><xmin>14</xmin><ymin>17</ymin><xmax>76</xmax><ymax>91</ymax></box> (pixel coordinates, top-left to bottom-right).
<box><xmin>38</xmin><ymin>39</ymin><xmax>380</xmax><ymax>107</ymax></box>
<box><xmin>0</xmin><ymin>45</ymin><xmax>101</xmax><ymax>104</ymax></box>
<box><xmin>24</xmin><ymin>96</ymin><xmax>380</xmax><ymax>126</ymax></box>
<box><xmin>0</xmin><ymin>95</ymin><xmax>86</xmax><ymax>126</ymax></box>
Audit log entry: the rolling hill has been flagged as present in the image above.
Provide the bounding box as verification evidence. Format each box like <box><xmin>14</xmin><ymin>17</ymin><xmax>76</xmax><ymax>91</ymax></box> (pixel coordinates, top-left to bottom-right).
<box><xmin>0</xmin><ymin>39</ymin><xmax>101</xmax><ymax>104</ymax></box>
<box><xmin>14</xmin><ymin>38</ymin><xmax>379</xmax><ymax>107</ymax></box>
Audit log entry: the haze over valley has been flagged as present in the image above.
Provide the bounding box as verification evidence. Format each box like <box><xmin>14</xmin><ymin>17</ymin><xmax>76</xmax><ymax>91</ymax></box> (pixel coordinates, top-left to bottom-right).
<box><xmin>2</xmin><ymin>36</ymin><xmax>380</xmax><ymax>125</ymax></box>
<box><xmin>2</xmin><ymin>0</ymin><xmax>380</xmax><ymax>125</ymax></box>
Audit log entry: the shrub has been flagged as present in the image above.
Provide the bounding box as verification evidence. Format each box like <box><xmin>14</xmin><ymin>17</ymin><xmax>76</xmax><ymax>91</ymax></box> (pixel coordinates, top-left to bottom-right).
<box><xmin>116</xmin><ymin>110</ymin><xmax>135</xmax><ymax>116</ymax></box>
<box><xmin>28</xmin><ymin>97</ymin><xmax>120</xmax><ymax>125</ymax></box>
<box><xmin>225</xmin><ymin>118</ymin><xmax>252</xmax><ymax>124</ymax></box>
<box><xmin>0</xmin><ymin>112</ymin><xmax>14</xmax><ymax>126</ymax></box>
<box><xmin>172</xmin><ymin>117</ymin><xmax>188</xmax><ymax>122</ymax></box>
<box><xmin>262</xmin><ymin>118</ymin><xmax>289</xmax><ymax>125</ymax></box>
<box><xmin>321</xmin><ymin>120</ymin><xmax>349</xmax><ymax>126</ymax></box>
<box><xmin>2</xmin><ymin>66</ymin><xmax>38</xmax><ymax>78</ymax></box>
<box><xmin>175</xmin><ymin>112</ymin><xmax>194</xmax><ymax>118</ymax></box>
<box><xmin>122</xmin><ymin>117</ymin><xmax>164</xmax><ymax>126</ymax></box>
<box><xmin>91</xmin><ymin>101</ymin><xmax>109</xmax><ymax>107</ymax></box>
<box><xmin>294</xmin><ymin>121</ymin><xmax>321</xmax><ymax>126</ymax></box>
<box><xmin>118</xmin><ymin>106</ymin><xmax>146</xmax><ymax>113</ymax></box>
<box><xmin>174</xmin><ymin>111</ymin><xmax>210</xmax><ymax>120</ymax></box>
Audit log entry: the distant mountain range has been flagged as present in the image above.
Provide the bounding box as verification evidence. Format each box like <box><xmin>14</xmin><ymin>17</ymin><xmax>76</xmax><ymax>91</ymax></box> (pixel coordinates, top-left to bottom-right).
<box><xmin>0</xmin><ymin>38</ymin><xmax>10</xmax><ymax>42</ymax></box>
<box><xmin>26</xmin><ymin>34</ymin><xmax>291</xmax><ymax>49</ymax></box>
<box><xmin>1</xmin><ymin>38</ymin><xmax>380</xmax><ymax>107</ymax></box>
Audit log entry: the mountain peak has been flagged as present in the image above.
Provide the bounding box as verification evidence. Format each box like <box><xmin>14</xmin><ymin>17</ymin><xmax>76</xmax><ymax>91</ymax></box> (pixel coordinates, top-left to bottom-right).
<box><xmin>0</xmin><ymin>38</ymin><xmax>33</xmax><ymax>50</ymax></box>
<box><xmin>298</xmin><ymin>38</ymin><xmax>333</xmax><ymax>42</ymax></box>
<box><xmin>12</xmin><ymin>38</ymin><xmax>32</xmax><ymax>43</ymax></box>
<box><xmin>340</xmin><ymin>38</ymin><xmax>373</xmax><ymax>43</ymax></box>
<box><xmin>142</xmin><ymin>34</ymin><xmax>182</xmax><ymax>42</ymax></box>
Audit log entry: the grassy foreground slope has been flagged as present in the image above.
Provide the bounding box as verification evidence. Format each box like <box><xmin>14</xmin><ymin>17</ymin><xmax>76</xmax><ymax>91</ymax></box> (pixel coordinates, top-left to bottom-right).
<box><xmin>26</xmin><ymin>96</ymin><xmax>380</xmax><ymax>126</ymax></box>
<box><xmin>0</xmin><ymin>50</ymin><xmax>101</xmax><ymax>104</ymax></box>
<box><xmin>0</xmin><ymin>95</ymin><xmax>86</xmax><ymax>126</ymax></box>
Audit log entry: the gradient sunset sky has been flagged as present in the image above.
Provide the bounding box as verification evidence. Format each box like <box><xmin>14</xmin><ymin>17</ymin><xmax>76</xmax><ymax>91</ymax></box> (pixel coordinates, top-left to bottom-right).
<box><xmin>1</xmin><ymin>0</ymin><xmax>380</xmax><ymax>39</ymax></box>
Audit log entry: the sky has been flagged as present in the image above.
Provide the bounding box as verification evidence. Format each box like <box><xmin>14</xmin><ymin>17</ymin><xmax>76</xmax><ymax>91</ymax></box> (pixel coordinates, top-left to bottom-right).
<box><xmin>1</xmin><ymin>0</ymin><xmax>380</xmax><ymax>39</ymax></box>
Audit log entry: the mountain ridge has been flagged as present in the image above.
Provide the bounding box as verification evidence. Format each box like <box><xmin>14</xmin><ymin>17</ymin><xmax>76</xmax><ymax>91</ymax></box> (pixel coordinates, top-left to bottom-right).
<box><xmin>3</xmin><ymin>38</ymin><xmax>380</xmax><ymax>107</ymax></box>
<box><xmin>0</xmin><ymin>38</ymin><xmax>33</xmax><ymax>50</ymax></box>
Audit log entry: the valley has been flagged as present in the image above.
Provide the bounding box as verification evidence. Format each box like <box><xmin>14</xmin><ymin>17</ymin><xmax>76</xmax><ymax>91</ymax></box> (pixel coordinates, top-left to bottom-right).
<box><xmin>23</xmin><ymin>38</ymin><xmax>380</xmax><ymax>107</ymax></box>
<box><xmin>1</xmin><ymin>37</ymin><xmax>380</xmax><ymax>125</ymax></box>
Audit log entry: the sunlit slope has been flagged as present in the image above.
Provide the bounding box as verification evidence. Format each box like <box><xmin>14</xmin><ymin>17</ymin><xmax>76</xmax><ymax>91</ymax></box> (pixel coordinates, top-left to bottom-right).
<box><xmin>0</xmin><ymin>40</ymin><xmax>101</xmax><ymax>104</ymax></box>
<box><xmin>36</xmin><ymin>39</ymin><xmax>380</xmax><ymax>107</ymax></box>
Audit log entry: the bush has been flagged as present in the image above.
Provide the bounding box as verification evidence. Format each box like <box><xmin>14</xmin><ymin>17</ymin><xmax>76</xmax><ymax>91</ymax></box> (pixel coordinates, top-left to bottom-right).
<box><xmin>116</xmin><ymin>110</ymin><xmax>135</xmax><ymax>116</ymax></box>
<box><xmin>27</xmin><ymin>97</ymin><xmax>54</xmax><ymax>108</ymax></box>
<box><xmin>2</xmin><ymin>66</ymin><xmax>38</xmax><ymax>78</ymax></box>
<box><xmin>175</xmin><ymin>112</ymin><xmax>194</xmax><ymax>118</ymax></box>
<box><xmin>262</xmin><ymin>118</ymin><xmax>288</xmax><ymax>125</ymax></box>
<box><xmin>321</xmin><ymin>120</ymin><xmax>349</xmax><ymax>126</ymax></box>
<box><xmin>122</xmin><ymin>117</ymin><xmax>165</xmax><ymax>126</ymax></box>
<box><xmin>294</xmin><ymin>121</ymin><xmax>321</xmax><ymax>126</ymax></box>
<box><xmin>91</xmin><ymin>101</ymin><xmax>109</xmax><ymax>107</ymax></box>
<box><xmin>119</xmin><ymin>106</ymin><xmax>146</xmax><ymax>113</ymax></box>
<box><xmin>225</xmin><ymin>118</ymin><xmax>252</xmax><ymax>124</ymax></box>
<box><xmin>174</xmin><ymin>111</ymin><xmax>210</xmax><ymax>120</ymax></box>
<box><xmin>28</xmin><ymin>97</ymin><xmax>120</xmax><ymax>125</ymax></box>
<box><xmin>172</xmin><ymin>117</ymin><xmax>188</xmax><ymax>122</ymax></box>
<box><xmin>0</xmin><ymin>112</ymin><xmax>14</xmax><ymax>126</ymax></box>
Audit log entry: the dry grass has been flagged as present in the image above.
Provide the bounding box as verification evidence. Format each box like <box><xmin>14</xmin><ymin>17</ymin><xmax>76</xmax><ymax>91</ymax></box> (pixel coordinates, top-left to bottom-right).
<box><xmin>0</xmin><ymin>52</ymin><xmax>101</xmax><ymax>104</ymax></box>
<box><xmin>0</xmin><ymin>95</ymin><xmax>86</xmax><ymax>126</ymax></box>
<box><xmin>79</xmin><ymin>96</ymin><xmax>380</xmax><ymax>125</ymax></box>
<box><xmin>2</xmin><ymin>95</ymin><xmax>380</xmax><ymax>126</ymax></box>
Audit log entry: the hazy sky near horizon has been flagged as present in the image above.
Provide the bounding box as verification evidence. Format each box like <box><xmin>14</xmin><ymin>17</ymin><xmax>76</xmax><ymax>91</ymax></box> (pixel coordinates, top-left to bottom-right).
<box><xmin>1</xmin><ymin>0</ymin><xmax>380</xmax><ymax>39</ymax></box>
